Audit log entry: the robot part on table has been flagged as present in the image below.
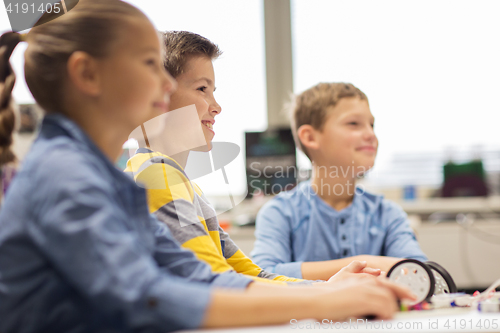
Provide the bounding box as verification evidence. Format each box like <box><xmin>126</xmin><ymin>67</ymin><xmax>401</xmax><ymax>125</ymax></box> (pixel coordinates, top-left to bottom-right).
<box><xmin>386</xmin><ymin>259</ymin><xmax>500</xmax><ymax>313</ymax></box>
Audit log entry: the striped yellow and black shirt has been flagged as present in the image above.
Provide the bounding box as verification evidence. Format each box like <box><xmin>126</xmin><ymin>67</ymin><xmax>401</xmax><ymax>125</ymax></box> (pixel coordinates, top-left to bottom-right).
<box><xmin>125</xmin><ymin>148</ymin><xmax>306</xmax><ymax>285</ymax></box>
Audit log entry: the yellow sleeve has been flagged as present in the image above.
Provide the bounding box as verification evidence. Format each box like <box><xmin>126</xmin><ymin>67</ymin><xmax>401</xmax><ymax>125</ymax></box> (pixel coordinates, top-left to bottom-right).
<box><xmin>127</xmin><ymin>153</ymin><xmax>307</xmax><ymax>284</ymax></box>
<box><xmin>181</xmin><ymin>225</ymin><xmax>235</xmax><ymax>274</ymax></box>
<box><xmin>227</xmin><ymin>249</ymin><xmax>306</xmax><ymax>283</ymax></box>
<box><xmin>131</xmin><ymin>157</ymin><xmax>237</xmax><ymax>275</ymax></box>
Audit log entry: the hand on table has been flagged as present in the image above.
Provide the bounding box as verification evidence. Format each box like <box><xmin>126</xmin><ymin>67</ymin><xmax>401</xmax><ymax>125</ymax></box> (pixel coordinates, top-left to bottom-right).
<box><xmin>319</xmin><ymin>274</ymin><xmax>417</xmax><ymax>321</ymax></box>
<box><xmin>325</xmin><ymin>260</ymin><xmax>381</xmax><ymax>284</ymax></box>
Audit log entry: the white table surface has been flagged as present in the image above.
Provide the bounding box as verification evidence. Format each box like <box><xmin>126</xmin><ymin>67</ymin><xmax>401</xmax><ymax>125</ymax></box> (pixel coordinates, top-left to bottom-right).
<box><xmin>176</xmin><ymin>308</ymin><xmax>500</xmax><ymax>333</ymax></box>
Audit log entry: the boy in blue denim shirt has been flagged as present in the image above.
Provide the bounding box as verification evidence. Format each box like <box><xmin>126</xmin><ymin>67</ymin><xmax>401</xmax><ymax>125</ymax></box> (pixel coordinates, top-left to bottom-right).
<box><xmin>252</xmin><ymin>83</ymin><xmax>427</xmax><ymax>280</ymax></box>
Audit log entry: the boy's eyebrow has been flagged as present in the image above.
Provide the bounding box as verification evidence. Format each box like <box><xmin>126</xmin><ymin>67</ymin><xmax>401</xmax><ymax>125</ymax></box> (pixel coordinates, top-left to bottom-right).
<box><xmin>341</xmin><ymin>112</ymin><xmax>375</xmax><ymax>122</ymax></box>
<box><xmin>192</xmin><ymin>77</ymin><xmax>216</xmax><ymax>90</ymax></box>
<box><xmin>196</xmin><ymin>77</ymin><xmax>213</xmax><ymax>84</ymax></box>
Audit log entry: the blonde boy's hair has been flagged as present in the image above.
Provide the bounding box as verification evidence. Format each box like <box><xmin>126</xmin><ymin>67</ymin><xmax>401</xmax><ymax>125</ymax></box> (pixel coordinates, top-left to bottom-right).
<box><xmin>162</xmin><ymin>31</ymin><xmax>222</xmax><ymax>78</ymax></box>
<box><xmin>290</xmin><ymin>82</ymin><xmax>368</xmax><ymax>160</ymax></box>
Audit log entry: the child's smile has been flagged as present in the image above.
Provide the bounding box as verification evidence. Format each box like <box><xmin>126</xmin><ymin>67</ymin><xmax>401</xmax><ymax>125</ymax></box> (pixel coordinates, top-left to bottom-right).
<box><xmin>315</xmin><ymin>97</ymin><xmax>377</xmax><ymax>176</ymax></box>
<box><xmin>169</xmin><ymin>56</ymin><xmax>221</xmax><ymax>150</ymax></box>
<box><xmin>201</xmin><ymin>119</ymin><xmax>215</xmax><ymax>132</ymax></box>
<box><xmin>355</xmin><ymin>145</ymin><xmax>377</xmax><ymax>153</ymax></box>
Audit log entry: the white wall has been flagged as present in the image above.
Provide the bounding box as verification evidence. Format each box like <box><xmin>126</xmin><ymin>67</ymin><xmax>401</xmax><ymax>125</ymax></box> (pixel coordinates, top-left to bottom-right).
<box><xmin>292</xmin><ymin>0</ymin><xmax>500</xmax><ymax>181</ymax></box>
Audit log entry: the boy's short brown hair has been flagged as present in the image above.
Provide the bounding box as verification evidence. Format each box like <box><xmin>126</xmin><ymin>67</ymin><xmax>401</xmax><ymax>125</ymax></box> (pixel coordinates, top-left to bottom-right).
<box><xmin>290</xmin><ymin>82</ymin><xmax>368</xmax><ymax>160</ymax></box>
<box><xmin>162</xmin><ymin>31</ymin><xmax>222</xmax><ymax>78</ymax></box>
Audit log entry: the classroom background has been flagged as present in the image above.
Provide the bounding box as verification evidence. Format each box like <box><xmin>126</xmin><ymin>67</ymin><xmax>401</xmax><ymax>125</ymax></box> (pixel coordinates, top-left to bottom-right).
<box><xmin>1</xmin><ymin>0</ymin><xmax>500</xmax><ymax>292</ymax></box>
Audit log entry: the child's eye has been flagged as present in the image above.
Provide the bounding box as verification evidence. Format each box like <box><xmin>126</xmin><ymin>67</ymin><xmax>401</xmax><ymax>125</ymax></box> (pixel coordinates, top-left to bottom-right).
<box><xmin>348</xmin><ymin>122</ymin><xmax>358</xmax><ymax>126</ymax></box>
<box><xmin>145</xmin><ymin>59</ymin><xmax>158</xmax><ymax>67</ymax></box>
<box><xmin>197</xmin><ymin>86</ymin><xmax>207</xmax><ymax>92</ymax></box>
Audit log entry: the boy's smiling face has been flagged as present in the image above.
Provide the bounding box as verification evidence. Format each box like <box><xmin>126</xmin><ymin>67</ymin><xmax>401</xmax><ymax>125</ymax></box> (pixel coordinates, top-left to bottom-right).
<box><xmin>168</xmin><ymin>56</ymin><xmax>221</xmax><ymax>151</ymax></box>
<box><xmin>312</xmin><ymin>97</ymin><xmax>378</xmax><ymax>176</ymax></box>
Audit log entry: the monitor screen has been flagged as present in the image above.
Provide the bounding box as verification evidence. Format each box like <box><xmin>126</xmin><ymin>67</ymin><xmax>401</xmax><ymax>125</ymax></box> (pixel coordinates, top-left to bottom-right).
<box><xmin>245</xmin><ymin>128</ymin><xmax>297</xmax><ymax>198</ymax></box>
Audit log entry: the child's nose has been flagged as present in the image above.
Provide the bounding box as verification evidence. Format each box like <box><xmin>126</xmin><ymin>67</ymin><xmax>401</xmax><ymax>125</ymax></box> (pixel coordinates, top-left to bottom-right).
<box><xmin>211</xmin><ymin>98</ymin><xmax>221</xmax><ymax>115</ymax></box>
<box><xmin>364</xmin><ymin>125</ymin><xmax>377</xmax><ymax>140</ymax></box>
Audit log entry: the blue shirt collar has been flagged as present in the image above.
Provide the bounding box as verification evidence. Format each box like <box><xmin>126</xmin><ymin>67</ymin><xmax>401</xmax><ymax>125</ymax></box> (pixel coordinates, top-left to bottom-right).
<box><xmin>42</xmin><ymin>113</ymin><xmax>94</xmax><ymax>149</ymax></box>
<box><xmin>41</xmin><ymin>113</ymin><xmax>129</xmax><ymax>181</ymax></box>
<box><xmin>301</xmin><ymin>180</ymin><xmax>380</xmax><ymax>215</ymax></box>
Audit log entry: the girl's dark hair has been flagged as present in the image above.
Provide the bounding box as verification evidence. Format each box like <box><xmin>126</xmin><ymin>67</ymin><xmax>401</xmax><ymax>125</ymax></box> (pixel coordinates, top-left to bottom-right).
<box><xmin>0</xmin><ymin>32</ymin><xmax>21</xmax><ymax>166</ymax></box>
<box><xmin>0</xmin><ymin>0</ymin><xmax>148</xmax><ymax>165</ymax></box>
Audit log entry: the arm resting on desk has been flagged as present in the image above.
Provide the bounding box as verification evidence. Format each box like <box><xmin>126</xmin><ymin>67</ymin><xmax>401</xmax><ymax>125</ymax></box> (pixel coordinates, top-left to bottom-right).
<box><xmin>202</xmin><ymin>277</ymin><xmax>415</xmax><ymax>328</ymax></box>
<box><xmin>301</xmin><ymin>255</ymin><xmax>402</xmax><ymax>281</ymax></box>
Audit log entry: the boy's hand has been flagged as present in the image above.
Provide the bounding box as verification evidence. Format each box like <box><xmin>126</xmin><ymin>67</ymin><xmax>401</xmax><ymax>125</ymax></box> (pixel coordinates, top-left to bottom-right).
<box><xmin>325</xmin><ymin>261</ymin><xmax>380</xmax><ymax>285</ymax></box>
<box><xmin>366</xmin><ymin>256</ymin><xmax>403</xmax><ymax>273</ymax></box>
<box><xmin>316</xmin><ymin>276</ymin><xmax>417</xmax><ymax>321</ymax></box>
<box><xmin>362</xmin><ymin>266</ymin><xmax>382</xmax><ymax>276</ymax></box>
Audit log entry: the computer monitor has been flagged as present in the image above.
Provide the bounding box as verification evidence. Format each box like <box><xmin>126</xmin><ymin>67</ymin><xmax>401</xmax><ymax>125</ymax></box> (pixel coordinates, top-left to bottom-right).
<box><xmin>245</xmin><ymin>128</ymin><xmax>297</xmax><ymax>198</ymax></box>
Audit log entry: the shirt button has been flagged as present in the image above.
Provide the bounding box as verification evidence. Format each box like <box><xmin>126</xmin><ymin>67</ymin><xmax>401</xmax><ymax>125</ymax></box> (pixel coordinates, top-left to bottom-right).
<box><xmin>147</xmin><ymin>297</ymin><xmax>158</xmax><ymax>308</ymax></box>
<box><xmin>343</xmin><ymin>249</ymin><xmax>348</xmax><ymax>256</ymax></box>
<box><xmin>342</xmin><ymin>234</ymin><xmax>347</xmax><ymax>241</ymax></box>
<box><xmin>340</xmin><ymin>218</ymin><xmax>345</xmax><ymax>224</ymax></box>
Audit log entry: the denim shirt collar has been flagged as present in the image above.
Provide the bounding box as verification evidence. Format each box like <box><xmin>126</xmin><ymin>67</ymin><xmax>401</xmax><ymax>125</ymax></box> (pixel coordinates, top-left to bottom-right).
<box><xmin>41</xmin><ymin>113</ymin><xmax>128</xmax><ymax>181</ymax></box>
<box><xmin>42</xmin><ymin>113</ymin><xmax>107</xmax><ymax>157</ymax></box>
<box><xmin>303</xmin><ymin>180</ymin><xmax>378</xmax><ymax>216</ymax></box>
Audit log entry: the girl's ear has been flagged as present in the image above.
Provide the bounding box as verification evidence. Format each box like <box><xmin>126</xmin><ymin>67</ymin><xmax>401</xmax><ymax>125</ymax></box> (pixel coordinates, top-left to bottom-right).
<box><xmin>297</xmin><ymin>124</ymin><xmax>320</xmax><ymax>151</ymax></box>
<box><xmin>66</xmin><ymin>51</ymin><xmax>101</xmax><ymax>96</ymax></box>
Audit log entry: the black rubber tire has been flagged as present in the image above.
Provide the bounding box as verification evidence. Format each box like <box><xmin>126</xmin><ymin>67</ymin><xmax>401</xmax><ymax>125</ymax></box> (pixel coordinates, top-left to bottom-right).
<box><xmin>426</xmin><ymin>261</ymin><xmax>457</xmax><ymax>294</ymax></box>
